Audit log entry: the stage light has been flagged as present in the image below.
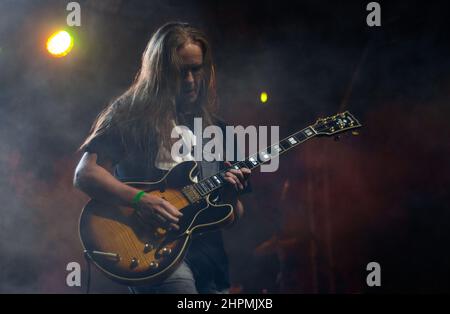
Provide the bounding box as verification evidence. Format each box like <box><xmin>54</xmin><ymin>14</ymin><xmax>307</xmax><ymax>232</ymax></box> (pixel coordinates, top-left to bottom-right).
<box><xmin>260</xmin><ymin>92</ymin><xmax>268</xmax><ymax>103</ymax></box>
<box><xmin>46</xmin><ymin>30</ymin><xmax>73</xmax><ymax>57</ymax></box>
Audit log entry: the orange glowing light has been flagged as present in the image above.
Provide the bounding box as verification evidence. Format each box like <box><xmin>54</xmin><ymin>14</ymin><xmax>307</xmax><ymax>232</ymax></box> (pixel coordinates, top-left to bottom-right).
<box><xmin>46</xmin><ymin>30</ymin><xmax>73</xmax><ymax>57</ymax></box>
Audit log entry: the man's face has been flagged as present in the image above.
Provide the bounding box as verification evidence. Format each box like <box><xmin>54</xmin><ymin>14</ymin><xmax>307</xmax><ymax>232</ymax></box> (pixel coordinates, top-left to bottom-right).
<box><xmin>176</xmin><ymin>42</ymin><xmax>203</xmax><ymax>108</ymax></box>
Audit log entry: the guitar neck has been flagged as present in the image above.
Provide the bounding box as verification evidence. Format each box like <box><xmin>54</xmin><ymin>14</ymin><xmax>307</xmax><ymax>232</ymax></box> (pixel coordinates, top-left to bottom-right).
<box><xmin>192</xmin><ymin>124</ymin><xmax>318</xmax><ymax>197</ymax></box>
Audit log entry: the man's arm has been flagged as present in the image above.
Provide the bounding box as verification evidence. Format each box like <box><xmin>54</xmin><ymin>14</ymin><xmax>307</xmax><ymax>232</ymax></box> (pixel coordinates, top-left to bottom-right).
<box><xmin>73</xmin><ymin>152</ymin><xmax>140</xmax><ymax>206</ymax></box>
<box><xmin>234</xmin><ymin>199</ymin><xmax>245</xmax><ymax>220</ymax></box>
<box><xmin>73</xmin><ymin>152</ymin><xmax>182</xmax><ymax>227</ymax></box>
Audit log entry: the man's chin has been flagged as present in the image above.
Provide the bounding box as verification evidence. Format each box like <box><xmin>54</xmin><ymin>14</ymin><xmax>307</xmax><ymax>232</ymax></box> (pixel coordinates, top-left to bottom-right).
<box><xmin>188</xmin><ymin>95</ymin><xmax>198</xmax><ymax>104</ymax></box>
<box><xmin>177</xmin><ymin>95</ymin><xmax>199</xmax><ymax>110</ymax></box>
<box><xmin>184</xmin><ymin>93</ymin><xmax>198</xmax><ymax>104</ymax></box>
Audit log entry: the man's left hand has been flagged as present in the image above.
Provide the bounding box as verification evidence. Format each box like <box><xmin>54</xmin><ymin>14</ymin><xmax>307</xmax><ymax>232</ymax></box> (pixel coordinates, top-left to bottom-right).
<box><xmin>221</xmin><ymin>161</ymin><xmax>251</xmax><ymax>204</ymax></box>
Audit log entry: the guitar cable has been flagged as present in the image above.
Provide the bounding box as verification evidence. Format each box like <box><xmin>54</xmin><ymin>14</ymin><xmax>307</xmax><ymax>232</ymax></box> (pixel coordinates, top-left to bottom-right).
<box><xmin>83</xmin><ymin>250</ymin><xmax>92</xmax><ymax>294</ymax></box>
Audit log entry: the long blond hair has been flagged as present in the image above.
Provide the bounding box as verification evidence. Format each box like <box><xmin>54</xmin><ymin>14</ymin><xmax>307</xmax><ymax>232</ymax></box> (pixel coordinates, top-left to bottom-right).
<box><xmin>80</xmin><ymin>22</ymin><xmax>217</xmax><ymax>163</ymax></box>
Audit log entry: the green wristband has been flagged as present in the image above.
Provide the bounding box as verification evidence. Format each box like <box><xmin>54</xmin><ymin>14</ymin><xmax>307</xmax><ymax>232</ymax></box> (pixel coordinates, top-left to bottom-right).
<box><xmin>132</xmin><ymin>190</ymin><xmax>146</xmax><ymax>204</ymax></box>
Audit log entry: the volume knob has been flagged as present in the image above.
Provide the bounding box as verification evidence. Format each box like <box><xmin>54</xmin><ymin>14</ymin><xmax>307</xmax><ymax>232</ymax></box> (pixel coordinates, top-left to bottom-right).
<box><xmin>130</xmin><ymin>257</ymin><xmax>139</xmax><ymax>269</ymax></box>
<box><xmin>144</xmin><ymin>243</ymin><xmax>153</xmax><ymax>253</ymax></box>
<box><xmin>160</xmin><ymin>247</ymin><xmax>172</xmax><ymax>256</ymax></box>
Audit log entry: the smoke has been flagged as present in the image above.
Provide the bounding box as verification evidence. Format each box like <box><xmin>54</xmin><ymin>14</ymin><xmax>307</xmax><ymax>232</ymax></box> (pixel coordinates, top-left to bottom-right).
<box><xmin>0</xmin><ymin>0</ymin><xmax>130</xmax><ymax>293</ymax></box>
<box><xmin>1</xmin><ymin>0</ymin><xmax>449</xmax><ymax>293</ymax></box>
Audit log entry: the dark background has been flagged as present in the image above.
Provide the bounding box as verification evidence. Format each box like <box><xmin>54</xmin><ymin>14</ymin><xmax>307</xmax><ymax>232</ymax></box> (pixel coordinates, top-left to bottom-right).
<box><xmin>0</xmin><ymin>0</ymin><xmax>449</xmax><ymax>293</ymax></box>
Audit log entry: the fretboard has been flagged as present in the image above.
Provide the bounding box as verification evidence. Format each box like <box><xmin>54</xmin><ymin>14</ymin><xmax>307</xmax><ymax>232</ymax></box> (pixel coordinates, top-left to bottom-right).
<box><xmin>192</xmin><ymin>125</ymin><xmax>318</xmax><ymax>197</ymax></box>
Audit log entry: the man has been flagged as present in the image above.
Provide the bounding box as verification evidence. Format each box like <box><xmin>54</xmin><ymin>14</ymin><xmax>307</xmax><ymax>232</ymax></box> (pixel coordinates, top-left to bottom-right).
<box><xmin>73</xmin><ymin>22</ymin><xmax>251</xmax><ymax>294</ymax></box>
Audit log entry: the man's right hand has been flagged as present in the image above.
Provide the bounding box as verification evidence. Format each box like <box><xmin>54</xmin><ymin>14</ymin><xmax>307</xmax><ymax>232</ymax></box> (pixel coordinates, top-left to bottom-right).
<box><xmin>135</xmin><ymin>193</ymin><xmax>183</xmax><ymax>230</ymax></box>
<box><xmin>74</xmin><ymin>153</ymin><xmax>183</xmax><ymax>230</ymax></box>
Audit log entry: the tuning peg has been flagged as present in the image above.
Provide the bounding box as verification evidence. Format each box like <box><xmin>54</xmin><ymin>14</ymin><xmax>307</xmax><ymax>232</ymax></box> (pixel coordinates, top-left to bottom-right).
<box><xmin>351</xmin><ymin>131</ymin><xmax>359</xmax><ymax>136</ymax></box>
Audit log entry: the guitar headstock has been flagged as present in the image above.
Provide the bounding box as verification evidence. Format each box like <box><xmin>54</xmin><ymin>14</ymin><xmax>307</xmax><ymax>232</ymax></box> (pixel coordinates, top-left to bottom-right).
<box><xmin>312</xmin><ymin>111</ymin><xmax>362</xmax><ymax>136</ymax></box>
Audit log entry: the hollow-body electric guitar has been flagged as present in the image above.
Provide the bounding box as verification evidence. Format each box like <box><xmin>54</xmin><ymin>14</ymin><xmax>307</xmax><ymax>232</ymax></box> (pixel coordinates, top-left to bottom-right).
<box><xmin>79</xmin><ymin>111</ymin><xmax>362</xmax><ymax>286</ymax></box>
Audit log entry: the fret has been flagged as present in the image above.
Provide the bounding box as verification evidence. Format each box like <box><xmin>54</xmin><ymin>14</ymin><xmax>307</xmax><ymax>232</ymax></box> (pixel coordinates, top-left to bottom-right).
<box><xmin>197</xmin><ymin>176</ymin><xmax>224</xmax><ymax>195</ymax></box>
<box><xmin>258</xmin><ymin>151</ymin><xmax>271</xmax><ymax>163</ymax></box>
<box><xmin>295</xmin><ymin>132</ymin><xmax>307</xmax><ymax>142</ymax></box>
<box><xmin>232</xmin><ymin>163</ymin><xmax>241</xmax><ymax>170</ymax></box>
<box><xmin>293</xmin><ymin>127</ymin><xmax>314</xmax><ymax>141</ymax></box>
<box><xmin>303</xmin><ymin>127</ymin><xmax>315</xmax><ymax>137</ymax></box>
<box><xmin>269</xmin><ymin>144</ymin><xmax>283</xmax><ymax>157</ymax></box>
<box><xmin>276</xmin><ymin>142</ymin><xmax>286</xmax><ymax>152</ymax></box>
<box><xmin>241</xmin><ymin>160</ymin><xmax>252</xmax><ymax>169</ymax></box>
<box><xmin>212</xmin><ymin>175</ymin><xmax>222</xmax><ymax>185</ymax></box>
<box><xmin>280</xmin><ymin>138</ymin><xmax>293</xmax><ymax>149</ymax></box>
<box><xmin>200</xmin><ymin>181</ymin><xmax>210</xmax><ymax>193</ymax></box>
<box><xmin>210</xmin><ymin>177</ymin><xmax>219</xmax><ymax>188</ymax></box>
<box><xmin>238</xmin><ymin>161</ymin><xmax>248</xmax><ymax>169</ymax></box>
<box><xmin>287</xmin><ymin>135</ymin><xmax>299</xmax><ymax>145</ymax></box>
<box><xmin>247</xmin><ymin>155</ymin><xmax>259</xmax><ymax>168</ymax></box>
<box><xmin>219</xmin><ymin>171</ymin><xmax>227</xmax><ymax>181</ymax></box>
<box><xmin>195</xmin><ymin>182</ymin><xmax>206</xmax><ymax>195</ymax></box>
<box><xmin>205</xmin><ymin>178</ymin><xmax>216</xmax><ymax>189</ymax></box>
<box><xmin>193</xmin><ymin>124</ymin><xmax>319</xmax><ymax>198</ymax></box>
<box><xmin>279</xmin><ymin>129</ymin><xmax>314</xmax><ymax>150</ymax></box>
<box><xmin>238</xmin><ymin>161</ymin><xmax>251</xmax><ymax>170</ymax></box>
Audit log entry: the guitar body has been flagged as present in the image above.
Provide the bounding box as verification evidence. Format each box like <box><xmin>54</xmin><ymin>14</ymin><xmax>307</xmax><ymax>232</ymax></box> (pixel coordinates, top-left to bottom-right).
<box><xmin>79</xmin><ymin>160</ymin><xmax>234</xmax><ymax>286</ymax></box>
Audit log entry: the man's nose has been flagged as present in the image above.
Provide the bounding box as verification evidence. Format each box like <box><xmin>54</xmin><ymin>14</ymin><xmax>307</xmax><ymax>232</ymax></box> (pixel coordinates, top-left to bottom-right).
<box><xmin>184</xmin><ymin>71</ymin><xmax>194</xmax><ymax>84</ymax></box>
